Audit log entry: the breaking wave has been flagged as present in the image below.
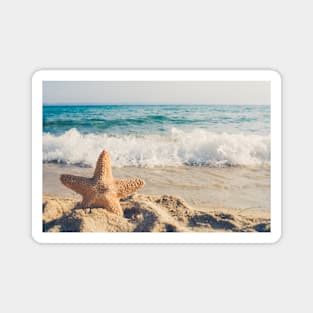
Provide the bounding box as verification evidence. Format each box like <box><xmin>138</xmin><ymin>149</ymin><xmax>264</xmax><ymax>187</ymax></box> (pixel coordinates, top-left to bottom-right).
<box><xmin>43</xmin><ymin>128</ymin><xmax>270</xmax><ymax>167</ymax></box>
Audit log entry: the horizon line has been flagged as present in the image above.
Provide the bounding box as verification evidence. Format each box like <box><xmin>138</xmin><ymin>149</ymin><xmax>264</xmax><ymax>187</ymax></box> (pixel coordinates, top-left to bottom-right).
<box><xmin>43</xmin><ymin>103</ymin><xmax>270</xmax><ymax>106</ymax></box>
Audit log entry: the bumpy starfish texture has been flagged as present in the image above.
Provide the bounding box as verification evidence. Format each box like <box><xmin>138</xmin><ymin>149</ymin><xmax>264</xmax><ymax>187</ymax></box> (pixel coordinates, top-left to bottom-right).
<box><xmin>60</xmin><ymin>151</ymin><xmax>145</xmax><ymax>215</ymax></box>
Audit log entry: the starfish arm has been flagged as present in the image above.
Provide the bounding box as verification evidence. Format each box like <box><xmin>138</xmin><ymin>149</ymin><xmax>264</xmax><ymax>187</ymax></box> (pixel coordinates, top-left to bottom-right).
<box><xmin>104</xmin><ymin>198</ymin><xmax>123</xmax><ymax>216</ymax></box>
<box><xmin>115</xmin><ymin>178</ymin><xmax>145</xmax><ymax>198</ymax></box>
<box><xmin>93</xmin><ymin>150</ymin><xmax>113</xmax><ymax>180</ymax></box>
<box><xmin>60</xmin><ymin>174</ymin><xmax>93</xmax><ymax>195</ymax></box>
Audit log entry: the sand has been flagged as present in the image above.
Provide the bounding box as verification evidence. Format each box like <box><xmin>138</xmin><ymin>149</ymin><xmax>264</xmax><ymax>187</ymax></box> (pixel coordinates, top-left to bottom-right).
<box><xmin>43</xmin><ymin>193</ymin><xmax>270</xmax><ymax>233</ymax></box>
<box><xmin>44</xmin><ymin>164</ymin><xmax>271</xmax><ymax>210</ymax></box>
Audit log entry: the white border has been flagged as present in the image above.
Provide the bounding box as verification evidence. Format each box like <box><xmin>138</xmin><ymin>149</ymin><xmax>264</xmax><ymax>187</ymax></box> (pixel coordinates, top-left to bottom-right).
<box><xmin>32</xmin><ymin>70</ymin><xmax>282</xmax><ymax>244</ymax></box>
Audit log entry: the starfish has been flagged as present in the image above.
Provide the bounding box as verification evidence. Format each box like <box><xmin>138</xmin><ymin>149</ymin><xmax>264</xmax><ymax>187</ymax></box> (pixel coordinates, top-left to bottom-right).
<box><xmin>60</xmin><ymin>150</ymin><xmax>145</xmax><ymax>215</ymax></box>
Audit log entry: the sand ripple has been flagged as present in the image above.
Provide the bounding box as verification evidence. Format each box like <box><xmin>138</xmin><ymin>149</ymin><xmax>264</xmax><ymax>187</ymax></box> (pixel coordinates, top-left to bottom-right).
<box><xmin>43</xmin><ymin>193</ymin><xmax>270</xmax><ymax>233</ymax></box>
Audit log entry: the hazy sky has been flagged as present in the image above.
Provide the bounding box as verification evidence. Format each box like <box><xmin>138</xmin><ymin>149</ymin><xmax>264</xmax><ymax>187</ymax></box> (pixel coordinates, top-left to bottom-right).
<box><xmin>43</xmin><ymin>81</ymin><xmax>270</xmax><ymax>105</ymax></box>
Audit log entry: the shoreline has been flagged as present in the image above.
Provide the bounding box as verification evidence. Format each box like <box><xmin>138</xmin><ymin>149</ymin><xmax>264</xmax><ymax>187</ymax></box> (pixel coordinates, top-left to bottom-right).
<box><xmin>43</xmin><ymin>163</ymin><xmax>271</xmax><ymax>211</ymax></box>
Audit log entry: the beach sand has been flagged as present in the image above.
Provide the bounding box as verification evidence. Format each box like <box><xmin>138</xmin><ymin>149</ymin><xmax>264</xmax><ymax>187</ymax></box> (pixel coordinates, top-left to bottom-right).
<box><xmin>44</xmin><ymin>164</ymin><xmax>270</xmax><ymax>210</ymax></box>
<box><xmin>43</xmin><ymin>193</ymin><xmax>270</xmax><ymax>233</ymax></box>
<box><xmin>43</xmin><ymin>164</ymin><xmax>270</xmax><ymax>232</ymax></box>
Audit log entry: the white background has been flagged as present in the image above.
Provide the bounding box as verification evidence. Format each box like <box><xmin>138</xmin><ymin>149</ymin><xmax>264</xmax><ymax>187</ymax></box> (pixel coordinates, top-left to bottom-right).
<box><xmin>0</xmin><ymin>0</ymin><xmax>311</xmax><ymax>312</ymax></box>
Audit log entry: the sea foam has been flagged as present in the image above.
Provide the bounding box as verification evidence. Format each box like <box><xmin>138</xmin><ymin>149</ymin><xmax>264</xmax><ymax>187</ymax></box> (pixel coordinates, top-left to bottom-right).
<box><xmin>43</xmin><ymin>128</ymin><xmax>270</xmax><ymax>167</ymax></box>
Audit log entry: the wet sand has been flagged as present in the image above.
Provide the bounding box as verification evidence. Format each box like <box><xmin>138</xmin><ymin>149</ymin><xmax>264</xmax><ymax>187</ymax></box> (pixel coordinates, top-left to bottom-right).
<box><xmin>43</xmin><ymin>163</ymin><xmax>270</xmax><ymax>210</ymax></box>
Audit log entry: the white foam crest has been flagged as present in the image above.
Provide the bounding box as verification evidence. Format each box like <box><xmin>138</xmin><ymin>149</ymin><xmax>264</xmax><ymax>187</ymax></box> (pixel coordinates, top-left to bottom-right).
<box><xmin>43</xmin><ymin>128</ymin><xmax>270</xmax><ymax>167</ymax></box>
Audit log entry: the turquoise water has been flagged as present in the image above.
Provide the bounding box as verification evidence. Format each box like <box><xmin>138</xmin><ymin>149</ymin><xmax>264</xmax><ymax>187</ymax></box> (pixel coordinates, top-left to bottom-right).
<box><xmin>43</xmin><ymin>104</ymin><xmax>270</xmax><ymax>136</ymax></box>
<box><xmin>43</xmin><ymin>104</ymin><xmax>270</xmax><ymax>167</ymax></box>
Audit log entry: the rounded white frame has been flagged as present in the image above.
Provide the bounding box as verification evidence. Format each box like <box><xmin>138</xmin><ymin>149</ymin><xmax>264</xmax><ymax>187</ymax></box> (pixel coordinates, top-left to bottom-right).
<box><xmin>32</xmin><ymin>70</ymin><xmax>281</xmax><ymax>244</ymax></box>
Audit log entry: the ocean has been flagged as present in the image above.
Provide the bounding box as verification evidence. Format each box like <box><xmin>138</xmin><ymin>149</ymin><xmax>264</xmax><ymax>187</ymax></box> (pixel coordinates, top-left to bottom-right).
<box><xmin>43</xmin><ymin>104</ymin><xmax>270</xmax><ymax>168</ymax></box>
